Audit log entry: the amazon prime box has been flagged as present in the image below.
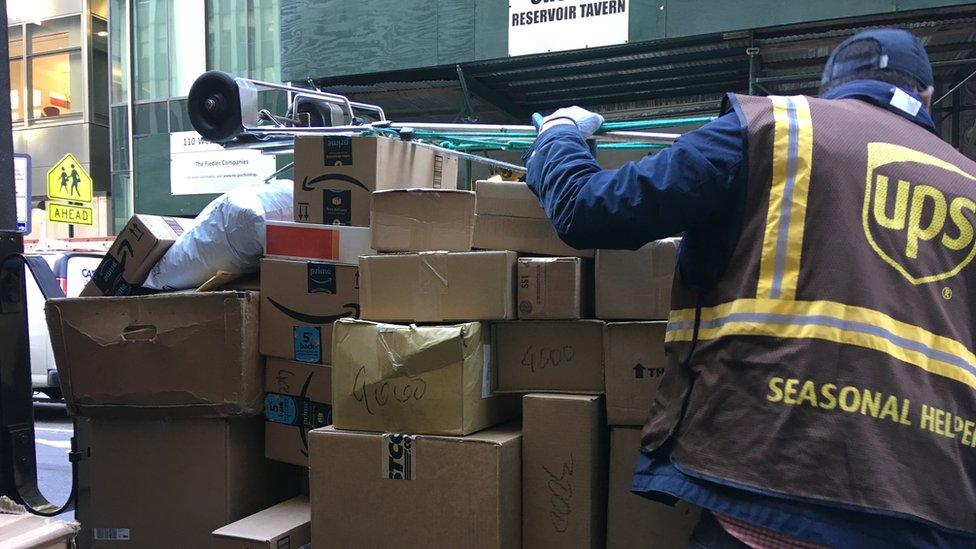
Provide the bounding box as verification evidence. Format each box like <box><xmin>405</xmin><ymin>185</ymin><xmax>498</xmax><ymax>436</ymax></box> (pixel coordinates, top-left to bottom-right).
<box><xmin>264</xmin><ymin>358</ymin><xmax>332</xmax><ymax>466</ymax></box>
<box><xmin>293</xmin><ymin>136</ymin><xmax>458</xmax><ymax>226</ymax></box>
<box><xmin>259</xmin><ymin>258</ymin><xmax>360</xmax><ymax>365</ymax></box>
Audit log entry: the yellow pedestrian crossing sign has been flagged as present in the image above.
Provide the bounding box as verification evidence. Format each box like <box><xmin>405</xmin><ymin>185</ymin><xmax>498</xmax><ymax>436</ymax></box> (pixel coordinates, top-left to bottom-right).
<box><xmin>47</xmin><ymin>153</ymin><xmax>92</xmax><ymax>203</ymax></box>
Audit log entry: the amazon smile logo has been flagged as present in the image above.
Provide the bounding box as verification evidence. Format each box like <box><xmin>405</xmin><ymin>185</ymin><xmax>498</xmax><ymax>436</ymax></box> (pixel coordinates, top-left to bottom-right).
<box><xmin>267</xmin><ymin>298</ymin><xmax>360</xmax><ymax>324</ymax></box>
<box><xmin>301</xmin><ymin>173</ymin><xmax>369</xmax><ymax>192</ymax></box>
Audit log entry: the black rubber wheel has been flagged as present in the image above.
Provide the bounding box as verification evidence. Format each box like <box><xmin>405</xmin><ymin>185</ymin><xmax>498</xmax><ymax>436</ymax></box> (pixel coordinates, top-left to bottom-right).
<box><xmin>291</xmin><ymin>98</ymin><xmax>344</xmax><ymax>127</ymax></box>
<box><xmin>187</xmin><ymin>70</ymin><xmax>245</xmax><ymax>143</ymax></box>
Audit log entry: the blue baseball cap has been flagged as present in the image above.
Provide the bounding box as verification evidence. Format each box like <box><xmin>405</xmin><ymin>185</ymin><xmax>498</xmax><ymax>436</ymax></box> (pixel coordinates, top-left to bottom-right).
<box><xmin>821</xmin><ymin>29</ymin><xmax>933</xmax><ymax>90</ymax></box>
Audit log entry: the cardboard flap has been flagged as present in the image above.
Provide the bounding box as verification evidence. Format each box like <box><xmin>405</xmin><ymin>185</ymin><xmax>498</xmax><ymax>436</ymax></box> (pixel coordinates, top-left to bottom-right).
<box><xmin>375</xmin><ymin>323</ymin><xmax>464</xmax><ymax>377</ymax></box>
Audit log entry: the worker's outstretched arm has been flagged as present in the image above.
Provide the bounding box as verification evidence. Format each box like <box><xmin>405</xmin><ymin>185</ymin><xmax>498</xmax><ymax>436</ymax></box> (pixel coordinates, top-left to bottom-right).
<box><xmin>524</xmin><ymin>112</ymin><xmax>745</xmax><ymax>250</ymax></box>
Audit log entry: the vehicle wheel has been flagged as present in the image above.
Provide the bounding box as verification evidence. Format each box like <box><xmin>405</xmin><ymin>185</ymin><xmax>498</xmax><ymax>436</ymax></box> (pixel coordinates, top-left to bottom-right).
<box><xmin>187</xmin><ymin>71</ymin><xmax>244</xmax><ymax>143</ymax></box>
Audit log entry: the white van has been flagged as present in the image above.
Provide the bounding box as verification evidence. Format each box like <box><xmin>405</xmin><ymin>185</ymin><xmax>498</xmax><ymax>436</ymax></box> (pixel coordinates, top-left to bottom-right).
<box><xmin>26</xmin><ymin>252</ymin><xmax>103</xmax><ymax>399</ymax></box>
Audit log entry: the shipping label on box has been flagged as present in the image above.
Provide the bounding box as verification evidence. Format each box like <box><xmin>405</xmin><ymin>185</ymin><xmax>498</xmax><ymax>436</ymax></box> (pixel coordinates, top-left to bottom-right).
<box><xmin>45</xmin><ymin>291</ymin><xmax>263</xmax><ymax>417</ymax></box>
<box><xmin>370</xmin><ymin>188</ymin><xmax>476</xmax><ymax>252</ymax></box>
<box><xmin>309</xmin><ymin>425</ymin><xmax>521</xmax><ymax>548</ymax></box>
<box><xmin>523</xmin><ymin>394</ymin><xmax>608</xmax><ymax>548</ymax></box>
<box><xmin>212</xmin><ymin>496</ymin><xmax>311</xmax><ymax>549</ymax></box>
<box><xmin>595</xmin><ymin>238</ymin><xmax>679</xmax><ymax>320</ymax></box>
<box><xmin>360</xmin><ymin>251</ymin><xmax>517</xmax><ymax>323</ymax></box>
<box><xmin>608</xmin><ymin>427</ymin><xmax>700</xmax><ymax>548</ymax></box>
<box><xmin>265</xmin><ymin>358</ymin><xmax>332</xmax><ymax>466</ymax></box>
<box><xmin>331</xmin><ymin>319</ymin><xmax>519</xmax><ymax>435</ymax></box>
<box><xmin>492</xmin><ymin>320</ymin><xmax>605</xmax><ymax>394</ymax></box>
<box><xmin>82</xmin><ymin>214</ymin><xmax>196</xmax><ymax>296</ymax></box>
<box><xmin>265</xmin><ymin>221</ymin><xmax>374</xmax><ymax>264</ymax></box>
<box><xmin>518</xmin><ymin>257</ymin><xmax>592</xmax><ymax>319</ymax></box>
<box><xmin>606</xmin><ymin>322</ymin><xmax>667</xmax><ymax>426</ymax></box>
<box><xmin>259</xmin><ymin>258</ymin><xmax>360</xmax><ymax>365</ymax></box>
<box><xmin>293</xmin><ymin>136</ymin><xmax>458</xmax><ymax>227</ymax></box>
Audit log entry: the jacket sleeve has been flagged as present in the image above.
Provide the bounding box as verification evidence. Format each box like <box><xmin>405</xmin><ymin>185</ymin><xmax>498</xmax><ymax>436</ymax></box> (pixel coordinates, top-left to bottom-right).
<box><xmin>523</xmin><ymin>113</ymin><xmax>747</xmax><ymax>250</ymax></box>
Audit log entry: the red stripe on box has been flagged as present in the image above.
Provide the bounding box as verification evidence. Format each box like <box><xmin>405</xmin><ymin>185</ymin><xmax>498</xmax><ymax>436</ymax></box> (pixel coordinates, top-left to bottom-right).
<box><xmin>266</xmin><ymin>224</ymin><xmax>340</xmax><ymax>260</ymax></box>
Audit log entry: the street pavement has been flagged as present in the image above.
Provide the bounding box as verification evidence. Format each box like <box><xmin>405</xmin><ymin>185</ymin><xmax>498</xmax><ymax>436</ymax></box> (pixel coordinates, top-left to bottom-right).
<box><xmin>33</xmin><ymin>399</ymin><xmax>74</xmax><ymax>521</ymax></box>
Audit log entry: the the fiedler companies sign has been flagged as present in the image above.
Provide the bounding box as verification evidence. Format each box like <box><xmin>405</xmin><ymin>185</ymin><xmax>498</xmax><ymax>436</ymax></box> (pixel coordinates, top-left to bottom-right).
<box><xmin>170</xmin><ymin>131</ymin><xmax>277</xmax><ymax>195</ymax></box>
<box><xmin>508</xmin><ymin>0</ymin><xmax>629</xmax><ymax>56</ymax></box>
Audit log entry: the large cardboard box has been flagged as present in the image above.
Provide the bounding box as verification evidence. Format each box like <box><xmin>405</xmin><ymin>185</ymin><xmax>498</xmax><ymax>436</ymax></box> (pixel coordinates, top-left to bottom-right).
<box><xmin>518</xmin><ymin>257</ymin><xmax>592</xmax><ymax>319</ymax></box>
<box><xmin>81</xmin><ymin>214</ymin><xmax>195</xmax><ymax>296</ymax></box>
<box><xmin>371</xmin><ymin>188</ymin><xmax>476</xmax><ymax>252</ymax></box>
<box><xmin>492</xmin><ymin>321</ymin><xmax>605</xmax><ymax>394</ymax></box>
<box><xmin>89</xmin><ymin>417</ymin><xmax>299</xmax><ymax>549</ymax></box>
<box><xmin>309</xmin><ymin>425</ymin><xmax>521</xmax><ymax>548</ymax></box>
<box><xmin>212</xmin><ymin>496</ymin><xmax>310</xmax><ymax>549</ymax></box>
<box><xmin>331</xmin><ymin>319</ymin><xmax>519</xmax><ymax>435</ymax></box>
<box><xmin>360</xmin><ymin>251</ymin><xmax>517</xmax><ymax>322</ymax></box>
<box><xmin>473</xmin><ymin>180</ymin><xmax>593</xmax><ymax>258</ymax></box>
<box><xmin>523</xmin><ymin>394</ymin><xmax>608</xmax><ymax>549</ymax></box>
<box><xmin>595</xmin><ymin>238</ymin><xmax>679</xmax><ymax>320</ymax></box>
<box><xmin>607</xmin><ymin>427</ymin><xmax>700</xmax><ymax>548</ymax></box>
<box><xmin>264</xmin><ymin>220</ymin><xmax>373</xmax><ymax>264</ymax></box>
<box><xmin>45</xmin><ymin>291</ymin><xmax>262</xmax><ymax>417</ymax></box>
<box><xmin>264</xmin><ymin>358</ymin><xmax>332</xmax><ymax>466</ymax></box>
<box><xmin>606</xmin><ymin>322</ymin><xmax>667</xmax><ymax>426</ymax></box>
<box><xmin>293</xmin><ymin>135</ymin><xmax>458</xmax><ymax>226</ymax></box>
<box><xmin>259</xmin><ymin>258</ymin><xmax>360</xmax><ymax>365</ymax></box>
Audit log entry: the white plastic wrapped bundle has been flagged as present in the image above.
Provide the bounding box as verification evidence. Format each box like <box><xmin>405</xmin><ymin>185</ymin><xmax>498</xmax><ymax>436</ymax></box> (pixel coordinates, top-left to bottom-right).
<box><xmin>143</xmin><ymin>180</ymin><xmax>293</xmax><ymax>290</ymax></box>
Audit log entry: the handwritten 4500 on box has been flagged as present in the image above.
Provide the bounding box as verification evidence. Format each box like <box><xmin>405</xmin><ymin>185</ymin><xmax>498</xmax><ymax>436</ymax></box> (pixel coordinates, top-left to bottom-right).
<box><xmin>330</xmin><ymin>319</ymin><xmax>519</xmax><ymax>436</ymax></box>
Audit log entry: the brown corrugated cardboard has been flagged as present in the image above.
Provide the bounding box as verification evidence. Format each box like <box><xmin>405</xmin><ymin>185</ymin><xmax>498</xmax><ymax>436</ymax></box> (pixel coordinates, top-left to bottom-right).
<box><xmin>264</xmin><ymin>221</ymin><xmax>373</xmax><ymax>264</ymax></box>
<box><xmin>331</xmin><ymin>319</ymin><xmax>519</xmax><ymax>435</ymax></box>
<box><xmin>264</xmin><ymin>358</ymin><xmax>332</xmax><ymax>466</ymax></box>
<box><xmin>492</xmin><ymin>321</ymin><xmax>605</xmax><ymax>394</ymax></box>
<box><xmin>606</xmin><ymin>323</ymin><xmax>667</xmax><ymax>426</ymax></box>
<box><xmin>45</xmin><ymin>291</ymin><xmax>262</xmax><ymax>417</ymax></box>
<box><xmin>0</xmin><ymin>512</ymin><xmax>78</xmax><ymax>548</ymax></box>
<box><xmin>293</xmin><ymin>135</ymin><xmax>458</xmax><ymax>226</ymax></box>
<box><xmin>89</xmin><ymin>417</ymin><xmax>299</xmax><ymax>549</ymax></box>
<box><xmin>259</xmin><ymin>258</ymin><xmax>359</xmax><ymax>365</ymax></box>
<box><xmin>474</xmin><ymin>214</ymin><xmax>594</xmax><ymax>258</ymax></box>
<box><xmin>359</xmin><ymin>251</ymin><xmax>517</xmax><ymax>322</ymax></box>
<box><xmin>472</xmin><ymin>180</ymin><xmax>593</xmax><ymax>258</ymax></box>
<box><xmin>475</xmin><ymin>180</ymin><xmax>546</xmax><ymax>218</ymax></box>
<box><xmin>81</xmin><ymin>214</ymin><xmax>195</xmax><ymax>296</ymax></box>
<box><xmin>595</xmin><ymin>238</ymin><xmax>679</xmax><ymax>320</ymax></box>
<box><xmin>309</xmin><ymin>425</ymin><xmax>521</xmax><ymax>548</ymax></box>
<box><xmin>518</xmin><ymin>257</ymin><xmax>592</xmax><ymax>319</ymax></box>
<box><xmin>523</xmin><ymin>394</ymin><xmax>608</xmax><ymax>549</ymax></box>
<box><xmin>371</xmin><ymin>188</ymin><xmax>476</xmax><ymax>252</ymax></box>
<box><xmin>607</xmin><ymin>427</ymin><xmax>700</xmax><ymax>548</ymax></box>
<box><xmin>212</xmin><ymin>496</ymin><xmax>310</xmax><ymax>549</ymax></box>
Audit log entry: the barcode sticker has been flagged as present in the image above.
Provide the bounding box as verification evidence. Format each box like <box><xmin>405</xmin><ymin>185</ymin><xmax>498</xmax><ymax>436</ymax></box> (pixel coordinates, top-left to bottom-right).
<box><xmin>94</xmin><ymin>528</ymin><xmax>130</xmax><ymax>541</ymax></box>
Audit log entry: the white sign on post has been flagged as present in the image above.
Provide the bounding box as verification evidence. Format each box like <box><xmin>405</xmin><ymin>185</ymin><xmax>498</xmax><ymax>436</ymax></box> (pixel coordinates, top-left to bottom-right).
<box><xmin>508</xmin><ymin>0</ymin><xmax>629</xmax><ymax>57</ymax></box>
<box><xmin>14</xmin><ymin>154</ymin><xmax>31</xmax><ymax>234</ymax></box>
<box><xmin>170</xmin><ymin>131</ymin><xmax>278</xmax><ymax>195</ymax></box>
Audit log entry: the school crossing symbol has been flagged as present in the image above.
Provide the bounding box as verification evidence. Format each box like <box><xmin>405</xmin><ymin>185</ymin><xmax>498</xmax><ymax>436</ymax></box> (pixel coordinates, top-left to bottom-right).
<box><xmin>47</xmin><ymin>153</ymin><xmax>93</xmax><ymax>203</ymax></box>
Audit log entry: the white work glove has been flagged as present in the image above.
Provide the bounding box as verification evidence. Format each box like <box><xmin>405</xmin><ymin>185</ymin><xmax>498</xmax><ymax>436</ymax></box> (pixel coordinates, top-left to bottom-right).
<box><xmin>538</xmin><ymin>106</ymin><xmax>605</xmax><ymax>138</ymax></box>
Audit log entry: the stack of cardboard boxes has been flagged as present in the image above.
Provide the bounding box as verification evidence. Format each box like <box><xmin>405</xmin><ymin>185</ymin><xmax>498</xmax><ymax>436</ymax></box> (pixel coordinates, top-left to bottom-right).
<box><xmin>47</xmin><ymin>133</ymin><xmax>703</xmax><ymax>548</ymax></box>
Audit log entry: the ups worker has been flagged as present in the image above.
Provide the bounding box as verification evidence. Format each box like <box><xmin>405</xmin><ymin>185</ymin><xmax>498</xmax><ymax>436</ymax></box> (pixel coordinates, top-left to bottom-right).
<box><xmin>526</xmin><ymin>29</ymin><xmax>976</xmax><ymax>547</ymax></box>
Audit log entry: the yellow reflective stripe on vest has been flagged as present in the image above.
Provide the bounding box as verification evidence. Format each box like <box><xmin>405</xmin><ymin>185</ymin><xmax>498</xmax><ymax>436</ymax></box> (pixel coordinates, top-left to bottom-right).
<box><xmin>666</xmin><ymin>298</ymin><xmax>976</xmax><ymax>390</ymax></box>
<box><xmin>756</xmin><ymin>96</ymin><xmax>814</xmax><ymax>300</ymax></box>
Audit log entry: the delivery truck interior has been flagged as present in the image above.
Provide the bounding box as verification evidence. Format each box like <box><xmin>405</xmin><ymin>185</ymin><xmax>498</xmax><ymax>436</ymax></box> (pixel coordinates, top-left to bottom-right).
<box><xmin>0</xmin><ymin>12</ymin><xmax>76</xmax><ymax>517</ymax></box>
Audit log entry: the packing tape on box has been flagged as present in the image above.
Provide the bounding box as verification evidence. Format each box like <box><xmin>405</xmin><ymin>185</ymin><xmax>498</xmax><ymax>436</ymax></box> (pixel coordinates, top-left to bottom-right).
<box><xmin>376</xmin><ymin>215</ymin><xmax>437</xmax><ymax>251</ymax></box>
<box><xmin>374</xmin><ymin>323</ymin><xmax>464</xmax><ymax>376</ymax></box>
<box><xmin>417</xmin><ymin>253</ymin><xmax>449</xmax><ymax>321</ymax></box>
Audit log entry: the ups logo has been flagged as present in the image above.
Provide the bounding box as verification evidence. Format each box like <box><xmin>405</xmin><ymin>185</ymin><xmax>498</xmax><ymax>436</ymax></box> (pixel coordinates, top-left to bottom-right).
<box><xmin>863</xmin><ymin>143</ymin><xmax>976</xmax><ymax>284</ymax></box>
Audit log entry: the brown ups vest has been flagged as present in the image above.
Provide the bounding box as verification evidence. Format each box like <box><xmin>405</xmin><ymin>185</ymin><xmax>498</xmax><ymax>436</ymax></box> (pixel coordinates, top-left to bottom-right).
<box><xmin>642</xmin><ymin>93</ymin><xmax>976</xmax><ymax>535</ymax></box>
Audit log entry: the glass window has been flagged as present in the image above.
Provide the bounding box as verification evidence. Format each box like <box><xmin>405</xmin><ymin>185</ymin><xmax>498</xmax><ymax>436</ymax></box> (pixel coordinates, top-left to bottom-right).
<box><xmin>249</xmin><ymin>0</ymin><xmax>280</xmax><ymax>82</ymax></box>
<box><xmin>134</xmin><ymin>0</ymin><xmax>169</xmax><ymax>100</ymax></box>
<box><xmin>111</xmin><ymin>105</ymin><xmax>129</xmax><ymax>170</ymax></box>
<box><xmin>10</xmin><ymin>59</ymin><xmax>24</xmax><ymax>122</ymax></box>
<box><xmin>207</xmin><ymin>0</ymin><xmax>247</xmax><ymax>75</ymax></box>
<box><xmin>30</xmin><ymin>51</ymin><xmax>83</xmax><ymax>119</ymax></box>
<box><xmin>110</xmin><ymin>0</ymin><xmax>129</xmax><ymax>104</ymax></box>
<box><xmin>9</xmin><ymin>25</ymin><xmax>23</xmax><ymax>57</ymax></box>
<box><xmin>28</xmin><ymin>17</ymin><xmax>82</xmax><ymax>54</ymax></box>
<box><xmin>92</xmin><ymin>17</ymin><xmax>109</xmax><ymax>122</ymax></box>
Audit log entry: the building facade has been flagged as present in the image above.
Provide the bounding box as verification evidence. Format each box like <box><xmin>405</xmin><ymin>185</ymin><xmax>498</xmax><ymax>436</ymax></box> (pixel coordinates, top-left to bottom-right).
<box><xmin>9</xmin><ymin>0</ymin><xmax>109</xmax><ymax>237</ymax></box>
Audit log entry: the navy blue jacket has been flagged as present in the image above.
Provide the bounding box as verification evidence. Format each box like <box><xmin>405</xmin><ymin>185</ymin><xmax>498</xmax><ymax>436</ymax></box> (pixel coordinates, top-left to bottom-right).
<box><xmin>524</xmin><ymin>82</ymin><xmax>975</xmax><ymax>548</ymax></box>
